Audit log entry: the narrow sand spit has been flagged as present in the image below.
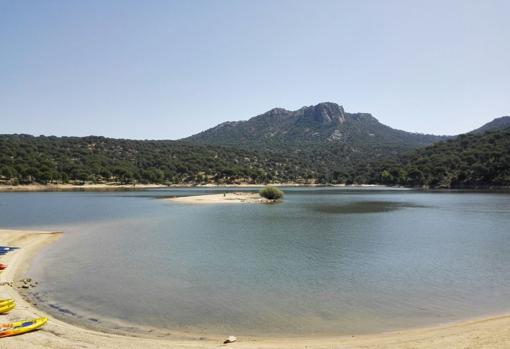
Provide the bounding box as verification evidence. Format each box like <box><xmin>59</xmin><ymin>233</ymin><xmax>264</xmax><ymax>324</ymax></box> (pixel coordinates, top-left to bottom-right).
<box><xmin>0</xmin><ymin>229</ymin><xmax>509</xmax><ymax>348</ymax></box>
<box><xmin>167</xmin><ymin>192</ymin><xmax>271</xmax><ymax>204</ymax></box>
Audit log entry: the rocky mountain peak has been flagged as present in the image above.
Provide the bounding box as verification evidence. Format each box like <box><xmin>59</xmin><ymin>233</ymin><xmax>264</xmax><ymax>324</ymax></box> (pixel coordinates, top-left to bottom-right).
<box><xmin>266</xmin><ymin>107</ymin><xmax>289</xmax><ymax>115</ymax></box>
<box><xmin>302</xmin><ymin>102</ymin><xmax>346</xmax><ymax>124</ymax></box>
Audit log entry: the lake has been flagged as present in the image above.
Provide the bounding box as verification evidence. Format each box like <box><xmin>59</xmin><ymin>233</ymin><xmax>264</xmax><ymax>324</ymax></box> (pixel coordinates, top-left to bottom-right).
<box><xmin>1</xmin><ymin>187</ymin><xmax>509</xmax><ymax>336</ymax></box>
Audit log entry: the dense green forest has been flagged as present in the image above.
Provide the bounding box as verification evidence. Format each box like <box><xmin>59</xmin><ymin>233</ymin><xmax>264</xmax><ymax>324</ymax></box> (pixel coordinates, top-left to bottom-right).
<box><xmin>1</xmin><ymin>127</ymin><xmax>509</xmax><ymax>188</ymax></box>
<box><xmin>363</xmin><ymin>127</ymin><xmax>510</xmax><ymax>188</ymax></box>
<box><xmin>0</xmin><ymin>135</ymin><xmax>316</xmax><ymax>185</ymax></box>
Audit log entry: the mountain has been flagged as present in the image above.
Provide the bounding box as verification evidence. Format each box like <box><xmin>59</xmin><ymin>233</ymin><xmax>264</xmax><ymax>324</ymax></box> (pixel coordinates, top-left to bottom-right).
<box><xmin>184</xmin><ymin>103</ymin><xmax>450</xmax><ymax>174</ymax></box>
<box><xmin>183</xmin><ymin>103</ymin><xmax>510</xmax><ymax>186</ymax></box>
<box><xmin>1</xmin><ymin>104</ymin><xmax>508</xmax><ymax>187</ymax></box>
<box><xmin>185</xmin><ymin>102</ymin><xmax>448</xmax><ymax>151</ymax></box>
<box><xmin>469</xmin><ymin>116</ymin><xmax>510</xmax><ymax>134</ymax></box>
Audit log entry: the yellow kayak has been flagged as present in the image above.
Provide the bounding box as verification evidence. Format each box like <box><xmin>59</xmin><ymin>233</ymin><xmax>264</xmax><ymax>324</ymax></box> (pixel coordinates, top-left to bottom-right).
<box><xmin>0</xmin><ymin>317</ymin><xmax>47</xmax><ymax>338</ymax></box>
<box><xmin>0</xmin><ymin>303</ymin><xmax>15</xmax><ymax>314</ymax></box>
<box><xmin>0</xmin><ymin>299</ymin><xmax>14</xmax><ymax>307</ymax></box>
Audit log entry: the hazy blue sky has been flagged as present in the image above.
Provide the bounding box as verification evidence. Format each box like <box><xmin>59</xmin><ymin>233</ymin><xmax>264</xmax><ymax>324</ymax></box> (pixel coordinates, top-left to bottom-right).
<box><xmin>1</xmin><ymin>0</ymin><xmax>509</xmax><ymax>139</ymax></box>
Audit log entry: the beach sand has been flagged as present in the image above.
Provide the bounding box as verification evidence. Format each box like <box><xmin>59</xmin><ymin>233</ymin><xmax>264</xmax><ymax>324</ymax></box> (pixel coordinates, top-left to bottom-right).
<box><xmin>0</xmin><ymin>228</ymin><xmax>509</xmax><ymax>348</ymax></box>
<box><xmin>167</xmin><ymin>192</ymin><xmax>272</xmax><ymax>204</ymax></box>
<box><xmin>0</xmin><ymin>183</ymin><xmax>169</xmax><ymax>192</ymax></box>
<box><xmin>0</xmin><ymin>183</ymin><xmax>388</xmax><ymax>193</ymax></box>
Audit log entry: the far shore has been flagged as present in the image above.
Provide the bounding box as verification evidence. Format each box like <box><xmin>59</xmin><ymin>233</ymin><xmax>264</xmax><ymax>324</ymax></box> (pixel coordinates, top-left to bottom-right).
<box><xmin>0</xmin><ymin>183</ymin><xmax>169</xmax><ymax>192</ymax></box>
<box><xmin>1</xmin><ymin>228</ymin><xmax>510</xmax><ymax>348</ymax></box>
<box><xmin>0</xmin><ymin>183</ymin><xmax>385</xmax><ymax>192</ymax></box>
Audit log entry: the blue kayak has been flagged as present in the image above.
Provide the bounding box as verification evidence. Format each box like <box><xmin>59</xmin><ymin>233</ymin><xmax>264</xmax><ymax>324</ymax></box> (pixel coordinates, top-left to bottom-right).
<box><xmin>0</xmin><ymin>247</ymin><xmax>19</xmax><ymax>256</ymax></box>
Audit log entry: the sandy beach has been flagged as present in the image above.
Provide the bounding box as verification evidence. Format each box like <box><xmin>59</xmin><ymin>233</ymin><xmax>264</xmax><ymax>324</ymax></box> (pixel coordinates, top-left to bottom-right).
<box><xmin>0</xmin><ymin>183</ymin><xmax>169</xmax><ymax>192</ymax></box>
<box><xmin>0</xmin><ymin>183</ymin><xmax>385</xmax><ymax>193</ymax></box>
<box><xmin>0</xmin><ymin>228</ymin><xmax>509</xmax><ymax>348</ymax></box>
<box><xmin>167</xmin><ymin>192</ymin><xmax>272</xmax><ymax>204</ymax></box>
<box><xmin>0</xmin><ymin>184</ymin><xmax>333</xmax><ymax>193</ymax></box>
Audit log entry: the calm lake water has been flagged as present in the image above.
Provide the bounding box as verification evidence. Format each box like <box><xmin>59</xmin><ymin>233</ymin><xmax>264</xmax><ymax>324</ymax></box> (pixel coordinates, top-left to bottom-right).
<box><xmin>1</xmin><ymin>187</ymin><xmax>510</xmax><ymax>336</ymax></box>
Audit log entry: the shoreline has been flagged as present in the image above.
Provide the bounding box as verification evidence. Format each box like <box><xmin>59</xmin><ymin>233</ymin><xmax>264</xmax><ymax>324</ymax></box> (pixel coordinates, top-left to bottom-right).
<box><xmin>1</xmin><ymin>229</ymin><xmax>510</xmax><ymax>348</ymax></box>
<box><xmin>1</xmin><ymin>183</ymin><xmax>508</xmax><ymax>193</ymax></box>
<box><xmin>0</xmin><ymin>183</ymin><xmax>169</xmax><ymax>192</ymax></box>
<box><xmin>0</xmin><ymin>183</ymin><xmax>383</xmax><ymax>192</ymax></box>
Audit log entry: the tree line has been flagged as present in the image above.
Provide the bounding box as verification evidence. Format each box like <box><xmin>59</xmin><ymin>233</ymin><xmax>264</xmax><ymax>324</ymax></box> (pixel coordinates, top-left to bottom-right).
<box><xmin>1</xmin><ymin>128</ymin><xmax>509</xmax><ymax>188</ymax></box>
<box><xmin>0</xmin><ymin>135</ymin><xmax>316</xmax><ymax>185</ymax></box>
<box><xmin>320</xmin><ymin>127</ymin><xmax>509</xmax><ymax>188</ymax></box>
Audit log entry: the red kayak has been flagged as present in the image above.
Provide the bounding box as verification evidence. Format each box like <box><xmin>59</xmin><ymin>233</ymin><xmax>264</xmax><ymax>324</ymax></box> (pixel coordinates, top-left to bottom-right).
<box><xmin>0</xmin><ymin>264</ymin><xmax>7</xmax><ymax>270</ymax></box>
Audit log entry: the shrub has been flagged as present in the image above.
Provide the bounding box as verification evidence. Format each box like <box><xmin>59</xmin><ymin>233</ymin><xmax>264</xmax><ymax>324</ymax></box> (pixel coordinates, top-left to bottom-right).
<box><xmin>259</xmin><ymin>186</ymin><xmax>284</xmax><ymax>200</ymax></box>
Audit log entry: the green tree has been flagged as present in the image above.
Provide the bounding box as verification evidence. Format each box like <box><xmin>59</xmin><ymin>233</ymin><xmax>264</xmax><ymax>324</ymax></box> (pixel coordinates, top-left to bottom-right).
<box><xmin>380</xmin><ymin>170</ymin><xmax>394</xmax><ymax>184</ymax></box>
<box><xmin>259</xmin><ymin>186</ymin><xmax>284</xmax><ymax>200</ymax></box>
<box><xmin>0</xmin><ymin>166</ymin><xmax>17</xmax><ymax>179</ymax></box>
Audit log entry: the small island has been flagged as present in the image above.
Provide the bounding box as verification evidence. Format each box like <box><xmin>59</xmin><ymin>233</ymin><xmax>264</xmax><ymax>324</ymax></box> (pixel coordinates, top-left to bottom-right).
<box><xmin>168</xmin><ymin>186</ymin><xmax>284</xmax><ymax>204</ymax></box>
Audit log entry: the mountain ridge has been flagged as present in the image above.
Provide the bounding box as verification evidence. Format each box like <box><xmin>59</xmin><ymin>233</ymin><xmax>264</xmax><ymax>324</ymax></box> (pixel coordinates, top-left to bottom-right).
<box><xmin>470</xmin><ymin>116</ymin><xmax>510</xmax><ymax>135</ymax></box>
<box><xmin>184</xmin><ymin>102</ymin><xmax>449</xmax><ymax>150</ymax></box>
<box><xmin>185</xmin><ymin>102</ymin><xmax>509</xmax><ymax>151</ymax></box>
<box><xmin>183</xmin><ymin>102</ymin><xmax>452</xmax><ymax>174</ymax></box>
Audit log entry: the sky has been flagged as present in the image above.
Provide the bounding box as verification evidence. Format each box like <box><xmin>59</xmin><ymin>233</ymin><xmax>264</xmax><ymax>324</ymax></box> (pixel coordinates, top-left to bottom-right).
<box><xmin>0</xmin><ymin>0</ymin><xmax>509</xmax><ymax>139</ymax></box>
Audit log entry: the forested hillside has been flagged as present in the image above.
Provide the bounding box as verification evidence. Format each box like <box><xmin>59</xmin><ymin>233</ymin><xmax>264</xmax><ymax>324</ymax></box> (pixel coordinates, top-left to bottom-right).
<box><xmin>0</xmin><ymin>135</ymin><xmax>316</xmax><ymax>185</ymax></box>
<box><xmin>1</xmin><ymin>106</ymin><xmax>509</xmax><ymax>188</ymax></box>
<box><xmin>369</xmin><ymin>127</ymin><xmax>510</xmax><ymax>188</ymax></box>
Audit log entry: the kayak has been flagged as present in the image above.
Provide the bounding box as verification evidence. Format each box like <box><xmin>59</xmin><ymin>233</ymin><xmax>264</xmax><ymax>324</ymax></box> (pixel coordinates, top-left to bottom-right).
<box><xmin>0</xmin><ymin>303</ymin><xmax>15</xmax><ymax>314</ymax></box>
<box><xmin>0</xmin><ymin>317</ymin><xmax>47</xmax><ymax>338</ymax></box>
<box><xmin>0</xmin><ymin>299</ymin><xmax>14</xmax><ymax>307</ymax></box>
<box><xmin>0</xmin><ymin>247</ymin><xmax>19</xmax><ymax>256</ymax></box>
